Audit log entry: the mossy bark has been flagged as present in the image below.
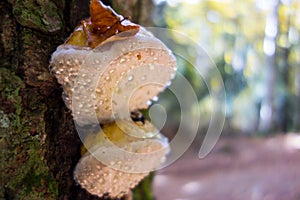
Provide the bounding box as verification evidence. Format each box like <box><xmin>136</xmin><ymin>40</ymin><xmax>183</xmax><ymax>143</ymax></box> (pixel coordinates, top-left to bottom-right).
<box><xmin>0</xmin><ymin>0</ymin><xmax>154</xmax><ymax>199</ymax></box>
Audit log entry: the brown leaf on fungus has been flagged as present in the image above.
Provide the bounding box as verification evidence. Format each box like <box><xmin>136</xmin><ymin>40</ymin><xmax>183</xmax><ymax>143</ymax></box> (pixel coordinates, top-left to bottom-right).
<box><xmin>66</xmin><ymin>0</ymin><xmax>140</xmax><ymax>48</ymax></box>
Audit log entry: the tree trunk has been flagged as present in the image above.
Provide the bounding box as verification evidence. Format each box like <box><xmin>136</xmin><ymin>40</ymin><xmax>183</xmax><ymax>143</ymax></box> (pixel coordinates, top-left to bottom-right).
<box><xmin>258</xmin><ymin>0</ymin><xmax>279</xmax><ymax>133</ymax></box>
<box><xmin>0</xmin><ymin>0</ymin><xmax>153</xmax><ymax>199</ymax></box>
<box><xmin>294</xmin><ymin>62</ymin><xmax>300</xmax><ymax>130</ymax></box>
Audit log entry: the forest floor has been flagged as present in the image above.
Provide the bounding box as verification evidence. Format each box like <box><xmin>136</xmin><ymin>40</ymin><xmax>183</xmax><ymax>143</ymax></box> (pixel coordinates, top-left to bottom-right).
<box><xmin>152</xmin><ymin>133</ymin><xmax>300</xmax><ymax>200</ymax></box>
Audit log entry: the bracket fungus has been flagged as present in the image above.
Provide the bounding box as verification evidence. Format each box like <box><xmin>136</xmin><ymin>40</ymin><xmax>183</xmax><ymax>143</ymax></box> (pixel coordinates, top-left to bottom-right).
<box><xmin>49</xmin><ymin>0</ymin><xmax>177</xmax><ymax>198</ymax></box>
<box><xmin>74</xmin><ymin>121</ymin><xmax>169</xmax><ymax>198</ymax></box>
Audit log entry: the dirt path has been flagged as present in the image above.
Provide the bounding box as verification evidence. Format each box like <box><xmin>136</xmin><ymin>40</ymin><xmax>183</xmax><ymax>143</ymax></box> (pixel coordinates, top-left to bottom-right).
<box><xmin>152</xmin><ymin>134</ymin><xmax>300</xmax><ymax>200</ymax></box>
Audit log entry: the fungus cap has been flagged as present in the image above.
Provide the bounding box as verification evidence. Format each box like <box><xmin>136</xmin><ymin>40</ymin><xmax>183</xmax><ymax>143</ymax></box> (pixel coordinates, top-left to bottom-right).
<box><xmin>50</xmin><ymin>27</ymin><xmax>177</xmax><ymax>125</ymax></box>
<box><xmin>74</xmin><ymin>153</ymin><xmax>148</xmax><ymax>198</ymax></box>
<box><xmin>74</xmin><ymin>120</ymin><xmax>169</xmax><ymax>198</ymax></box>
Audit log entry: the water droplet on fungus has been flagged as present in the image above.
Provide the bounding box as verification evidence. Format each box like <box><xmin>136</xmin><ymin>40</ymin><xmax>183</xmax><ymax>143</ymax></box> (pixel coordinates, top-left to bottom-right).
<box><xmin>105</xmin><ymin>76</ymin><xmax>111</xmax><ymax>81</ymax></box>
<box><xmin>128</xmin><ymin>75</ymin><xmax>134</xmax><ymax>81</ymax></box>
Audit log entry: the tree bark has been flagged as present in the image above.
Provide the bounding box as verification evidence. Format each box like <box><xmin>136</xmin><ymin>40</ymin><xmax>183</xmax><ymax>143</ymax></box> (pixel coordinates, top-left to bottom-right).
<box><xmin>0</xmin><ymin>0</ymin><xmax>153</xmax><ymax>199</ymax></box>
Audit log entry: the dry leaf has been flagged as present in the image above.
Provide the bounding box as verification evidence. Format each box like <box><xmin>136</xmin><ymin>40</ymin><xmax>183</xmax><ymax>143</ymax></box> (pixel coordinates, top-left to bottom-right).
<box><xmin>66</xmin><ymin>0</ymin><xmax>140</xmax><ymax>48</ymax></box>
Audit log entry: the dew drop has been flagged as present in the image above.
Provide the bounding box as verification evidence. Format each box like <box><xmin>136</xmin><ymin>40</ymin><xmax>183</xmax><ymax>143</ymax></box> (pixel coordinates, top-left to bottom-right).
<box><xmin>82</xmin><ymin>82</ymin><xmax>88</xmax><ymax>86</ymax></box>
<box><xmin>81</xmin><ymin>74</ymin><xmax>87</xmax><ymax>78</ymax></box>
<box><xmin>96</xmin><ymin>88</ymin><xmax>103</xmax><ymax>94</ymax></box>
<box><xmin>165</xmin><ymin>81</ymin><xmax>172</xmax><ymax>87</ymax></box>
<box><xmin>109</xmin><ymin>69</ymin><xmax>115</xmax><ymax>74</ymax></box>
<box><xmin>124</xmin><ymin>165</ymin><xmax>130</xmax><ymax>171</ymax></box>
<box><xmin>153</xmin><ymin>96</ymin><xmax>159</xmax><ymax>101</ymax></box>
<box><xmin>64</xmin><ymin>77</ymin><xmax>69</xmax><ymax>82</ymax></box>
<box><xmin>150</xmin><ymin>51</ymin><xmax>154</xmax><ymax>56</ymax></box>
<box><xmin>128</xmin><ymin>75</ymin><xmax>134</xmax><ymax>81</ymax></box>
<box><xmin>96</xmin><ymin>165</ymin><xmax>101</xmax><ymax>170</ymax></box>
<box><xmin>153</xmin><ymin>57</ymin><xmax>158</xmax><ymax>61</ymax></box>
<box><xmin>121</xmin><ymin>72</ymin><xmax>125</xmax><ymax>76</ymax></box>
<box><xmin>105</xmin><ymin>76</ymin><xmax>111</xmax><ymax>81</ymax></box>
<box><xmin>147</xmin><ymin>100</ymin><xmax>152</xmax><ymax>106</ymax></box>
<box><xmin>110</xmin><ymin>161</ymin><xmax>115</xmax><ymax>166</ymax></box>
<box><xmin>120</xmin><ymin>58</ymin><xmax>126</xmax><ymax>64</ymax></box>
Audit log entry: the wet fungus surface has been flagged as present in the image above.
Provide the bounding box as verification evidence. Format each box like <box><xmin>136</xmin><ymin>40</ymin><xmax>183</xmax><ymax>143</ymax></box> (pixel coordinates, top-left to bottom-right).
<box><xmin>74</xmin><ymin>121</ymin><xmax>169</xmax><ymax>198</ymax></box>
<box><xmin>49</xmin><ymin>0</ymin><xmax>177</xmax><ymax>198</ymax></box>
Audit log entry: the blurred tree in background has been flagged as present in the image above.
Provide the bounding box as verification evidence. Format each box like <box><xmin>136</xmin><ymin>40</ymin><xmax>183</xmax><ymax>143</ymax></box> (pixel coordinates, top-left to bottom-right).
<box><xmin>153</xmin><ymin>0</ymin><xmax>300</xmax><ymax>135</ymax></box>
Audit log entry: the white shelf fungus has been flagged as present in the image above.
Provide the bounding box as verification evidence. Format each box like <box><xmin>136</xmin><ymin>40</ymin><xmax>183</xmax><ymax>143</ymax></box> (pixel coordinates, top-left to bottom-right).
<box><xmin>49</xmin><ymin>0</ymin><xmax>176</xmax><ymax>198</ymax></box>
<box><xmin>74</xmin><ymin>120</ymin><xmax>169</xmax><ymax>198</ymax></box>
<box><xmin>50</xmin><ymin>28</ymin><xmax>176</xmax><ymax>125</ymax></box>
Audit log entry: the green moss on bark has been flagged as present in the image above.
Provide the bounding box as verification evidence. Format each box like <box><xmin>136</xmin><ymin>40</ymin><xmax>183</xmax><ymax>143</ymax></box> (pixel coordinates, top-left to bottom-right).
<box><xmin>12</xmin><ymin>0</ymin><xmax>63</xmax><ymax>33</ymax></box>
<box><xmin>0</xmin><ymin>0</ymin><xmax>156</xmax><ymax>199</ymax></box>
<box><xmin>0</xmin><ymin>68</ymin><xmax>58</xmax><ymax>199</ymax></box>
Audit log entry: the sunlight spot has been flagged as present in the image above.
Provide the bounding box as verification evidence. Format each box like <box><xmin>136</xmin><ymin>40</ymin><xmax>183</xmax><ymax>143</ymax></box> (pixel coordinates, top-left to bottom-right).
<box><xmin>175</xmin><ymin>199</ymin><xmax>189</xmax><ymax>200</ymax></box>
<box><xmin>255</xmin><ymin>0</ymin><xmax>278</xmax><ymax>10</ymax></box>
<box><xmin>181</xmin><ymin>181</ymin><xmax>202</xmax><ymax>194</ymax></box>
<box><xmin>153</xmin><ymin>0</ymin><xmax>204</xmax><ymax>6</ymax></box>
<box><xmin>280</xmin><ymin>0</ymin><xmax>292</xmax><ymax>5</ymax></box>
<box><xmin>263</xmin><ymin>38</ymin><xmax>276</xmax><ymax>56</ymax></box>
<box><xmin>154</xmin><ymin>175</ymin><xmax>169</xmax><ymax>186</ymax></box>
<box><xmin>265</xmin><ymin>16</ymin><xmax>278</xmax><ymax>38</ymax></box>
<box><xmin>285</xmin><ymin>133</ymin><xmax>300</xmax><ymax>151</ymax></box>
<box><xmin>260</xmin><ymin>103</ymin><xmax>272</xmax><ymax>121</ymax></box>
<box><xmin>288</xmin><ymin>27</ymin><xmax>299</xmax><ymax>44</ymax></box>
<box><xmin>153</xmin><ymin>0</ymin><xmax>166</xmax><ymax>5</ymax></box>
<box><xmin>232</xmin><ymin>54</ymin><xmax>244</xmax><ymax>71</ymax></box>
<box><xmin>207</xmin><ymin>10</ymin><xmax>220</xmax><ymax>23</ymax></box>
